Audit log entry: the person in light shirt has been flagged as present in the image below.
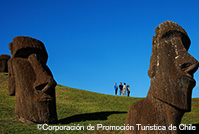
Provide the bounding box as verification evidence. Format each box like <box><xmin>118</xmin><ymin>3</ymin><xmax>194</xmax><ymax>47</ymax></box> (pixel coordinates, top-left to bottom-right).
<box><xmin>123</xmin><ymin>83</ymin><xmax>126</xmax><ymax>96</ymax></box>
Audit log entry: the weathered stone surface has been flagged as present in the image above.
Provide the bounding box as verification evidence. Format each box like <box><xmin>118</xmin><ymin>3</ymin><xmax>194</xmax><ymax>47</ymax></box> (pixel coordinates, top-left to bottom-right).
<box><xmin>125</xmin><ymin>21</ymin><xmax>199</xmax><ymax>134</ymax></box>
<box><xmin>0</xmin><ymin>54</ymin><xmax>10</xmax><ymax>72</ymax></box>
<box><xmin>8</xmin><ymin>36</ymin><xmax>57</xmax><ymax>123</ymax></box>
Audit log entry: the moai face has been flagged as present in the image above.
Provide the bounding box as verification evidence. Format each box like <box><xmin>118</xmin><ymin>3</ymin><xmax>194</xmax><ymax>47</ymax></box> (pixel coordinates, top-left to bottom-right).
<box><xmin>8</xmin><ymin>36</ymin><xmax>57</xmax><ymax>123</ymax></box>
<box><xmin>148</xmin><ymin>21</ymin><xmax>199</xmax><ymax>111</ymax></box>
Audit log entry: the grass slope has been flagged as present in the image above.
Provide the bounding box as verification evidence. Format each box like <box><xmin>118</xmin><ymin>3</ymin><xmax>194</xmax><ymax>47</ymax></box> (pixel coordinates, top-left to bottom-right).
<box><xmin>0</xmin><ymin>73</ymin><xmax>199</xmax><ymax>134</ymax></box>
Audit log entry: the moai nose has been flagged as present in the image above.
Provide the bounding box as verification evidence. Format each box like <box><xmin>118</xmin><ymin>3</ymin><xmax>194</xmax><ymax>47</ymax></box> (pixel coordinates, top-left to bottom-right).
<box><xmin>28</xmin><ymin>54</ymin><xmax>53</xmax><ymax>91</ymax></box>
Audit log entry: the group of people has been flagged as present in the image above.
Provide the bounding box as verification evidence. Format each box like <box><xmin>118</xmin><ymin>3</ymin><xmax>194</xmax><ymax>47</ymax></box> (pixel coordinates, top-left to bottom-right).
<box><xmin>114</xmin><ymin>82</ymin><xmax>130</xmax><ymax>97</ymax></box>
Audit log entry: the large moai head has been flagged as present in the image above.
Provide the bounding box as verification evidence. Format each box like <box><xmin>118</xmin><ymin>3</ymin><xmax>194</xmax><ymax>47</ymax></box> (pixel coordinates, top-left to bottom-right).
<box><xmin>8</xmin><ymin>37</ymin><xmax>53</xmax><ymax>92</ymax></box>
<box><xmin>0</xmin><ymin>54</ymin><xmax>10</xmax><ymax>72</ymax></box>
<box><xmin>8</xmin><ymin>36</ymin><xmax>57</xmax><ymax>123</ymax></box>
<box><xmin>9</xmin><ymin>36</ymin><xmax>48</xmax><ymax>64</ymax></box>
<box><xmin>148</xmin><ymin>21</ymin><xmax>199</xmax><ymax>111</ymax></box>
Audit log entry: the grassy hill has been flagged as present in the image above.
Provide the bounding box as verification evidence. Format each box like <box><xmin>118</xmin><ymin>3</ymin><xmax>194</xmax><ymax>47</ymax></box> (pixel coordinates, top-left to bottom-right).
<box><xmin>0</xmin><ymin>73</ymin><xmax>199</xmax><ymax>134</ymax></box>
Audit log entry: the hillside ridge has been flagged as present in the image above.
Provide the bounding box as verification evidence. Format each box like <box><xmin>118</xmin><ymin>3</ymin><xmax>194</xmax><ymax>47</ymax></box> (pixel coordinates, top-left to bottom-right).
<box><xmin>0</xmin><ymin>73</ymin><xmax>199</xmax><ymax>134</ymax></box>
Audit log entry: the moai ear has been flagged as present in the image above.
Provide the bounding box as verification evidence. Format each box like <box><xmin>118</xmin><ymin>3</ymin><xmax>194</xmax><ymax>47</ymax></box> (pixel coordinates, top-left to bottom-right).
<box><xmin>148</xmin><ymin>36</ymin><xmax>157</xmax><ymax>78</ymax></box>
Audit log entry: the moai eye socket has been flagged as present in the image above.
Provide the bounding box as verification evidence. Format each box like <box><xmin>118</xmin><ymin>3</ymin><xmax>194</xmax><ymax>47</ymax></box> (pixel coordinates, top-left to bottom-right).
<box><xmin>181</xmin><ymin>34</ymin><xmax>191</xmax><ymax>51</ymax></box>
<box><xmin>14</xmin><ymin>48</ymin><xmax>47</xmax><ymax>63</ymax></box>
<box><xmin>161</xmin><ymin>31</ymin><xmax>190</xmax><ymax>51</ymax></box>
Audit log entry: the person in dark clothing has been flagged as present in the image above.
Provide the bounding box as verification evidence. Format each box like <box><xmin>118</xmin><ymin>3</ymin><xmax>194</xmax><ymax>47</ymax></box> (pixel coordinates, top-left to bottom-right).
<box><xmin>119</xmin><ymin>82</ymin><xmax>123</xmax><ymax>96</ymax></box>
<box><xmin>114</xmin><ymin>83</ymin><xmax>118</xmax><ymax>96</ymax></box>
<box><xmin>127</xmin><ymin>85</ymin><xmax>130</xmax><ymax>97</ymax></box>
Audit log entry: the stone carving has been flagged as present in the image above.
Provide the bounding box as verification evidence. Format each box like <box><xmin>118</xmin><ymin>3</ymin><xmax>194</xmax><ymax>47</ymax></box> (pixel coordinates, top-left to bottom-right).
<box><xmin>125</xmin><ymin>21</ymin><xmax>199</xmax><ymax>134</ymax></box>
<box><xmin>8</xmin><ymin>36</ymin><xmax>57</xmax><ymax>123</ymax></box>
<box><xmin>0</xmin><ymin>54</ymin><xmax>10</xmax><ymax>72</ymax></box>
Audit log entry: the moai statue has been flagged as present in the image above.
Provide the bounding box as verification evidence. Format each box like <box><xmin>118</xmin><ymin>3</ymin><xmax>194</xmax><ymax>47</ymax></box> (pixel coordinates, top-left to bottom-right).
<box><xmin>0</xmin><ymin>54</ymin><xmax>10</xmax><ymax>72</ymax></box>
<box><xmin>125</xmin><ymin>21</ymin><xmax>199</xmax><ymax>134</ymax></box>
<box><xmin>8</xmin><ymin>36</ymin><xmax>57</xmax><ymax>123</ymax></box>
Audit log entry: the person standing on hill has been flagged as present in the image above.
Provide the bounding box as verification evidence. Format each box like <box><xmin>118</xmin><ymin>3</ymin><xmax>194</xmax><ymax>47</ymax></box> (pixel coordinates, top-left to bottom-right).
<box><xmin>123</xmin><ymin>83</ymin><xmax>126</xmax><ymax>96</ymax></box>
<box><xmin>127</xmin><ymin>85</ymin><xmax>130</xmax><ymax>97</ymax></box>
<box><xmin>119</xmin><ymin>82</ymin><xmax>123</xmax><ymax>96</ymax></box>
<box><xmin>114</xmin><ymin>83</ymin><xmax>118</xmax><ymax>96</ymax></box>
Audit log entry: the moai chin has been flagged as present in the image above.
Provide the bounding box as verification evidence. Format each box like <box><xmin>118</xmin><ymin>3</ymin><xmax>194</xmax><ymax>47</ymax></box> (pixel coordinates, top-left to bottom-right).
<box><xmin>8</xmin><ymin>36</ymin><xmax>57</xmax><ymax>123</ymax></box>
<box><xmin>125</xmin><ymin>21</ymin><xmax>199</xmax><ymax>134</ymax></box>
<box><xmin>0</xmin><ymin>54</ymin><xmax>10</xmax><ymax>72</ymax></box>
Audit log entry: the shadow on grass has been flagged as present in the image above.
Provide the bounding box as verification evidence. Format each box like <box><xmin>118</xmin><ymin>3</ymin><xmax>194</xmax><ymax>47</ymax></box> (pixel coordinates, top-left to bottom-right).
<box><xmin>180</xmin><ymin>124</ymin><xmax>199</xmax><ymax>134</ymax></box>
<box><xmin>58</xmin><ymin>111</ymin><xmax>127</xmax><ymax>124</ymax></box>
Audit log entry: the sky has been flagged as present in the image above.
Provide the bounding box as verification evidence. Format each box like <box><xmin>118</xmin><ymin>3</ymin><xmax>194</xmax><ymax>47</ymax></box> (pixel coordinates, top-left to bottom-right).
<box><xmin>1</xmin><ymin>0</ymin><xmax>199</xmax><ymax>98</ymax></box>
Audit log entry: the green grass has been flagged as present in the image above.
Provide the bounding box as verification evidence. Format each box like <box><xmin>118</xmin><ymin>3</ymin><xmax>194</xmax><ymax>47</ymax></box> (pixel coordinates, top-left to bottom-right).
<box><xmin>0</xmin><ymin>73</ymin><xmax>199</xmax><ymax>134</ymax></box>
